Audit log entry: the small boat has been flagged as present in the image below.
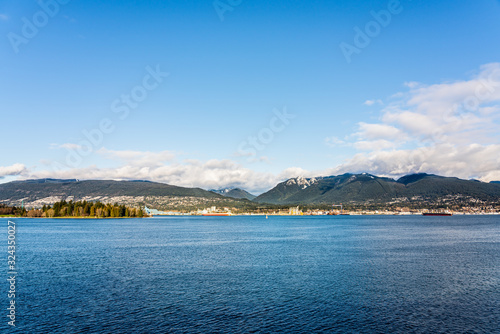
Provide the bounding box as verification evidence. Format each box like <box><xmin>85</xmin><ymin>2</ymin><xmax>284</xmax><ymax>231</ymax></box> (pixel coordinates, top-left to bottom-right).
<box><xmin>423</xmin><ymin>212</ymin><xmax>452</xmax><ymax>216</ymax></box>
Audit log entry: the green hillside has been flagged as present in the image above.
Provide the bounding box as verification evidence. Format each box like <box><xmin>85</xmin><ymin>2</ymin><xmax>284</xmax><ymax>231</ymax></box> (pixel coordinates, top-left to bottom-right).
<box><xmin>0</xmin><ymin>179</ymin><xmax>219</xmax><ymax>201</ymax></box>
<box><xmin>210</xmin><ymin>187</ymin><xmax>257</xmax><ymax>200</ymax></box>
<box><xmin>255</xmin><ymin>173</ymin><xmax>500</xmax><ymax>205</ymax></box>
<box><xmin>0</xmin><ymin>179</ymin><xmax>258</xmax><ymax>211</ymax></box>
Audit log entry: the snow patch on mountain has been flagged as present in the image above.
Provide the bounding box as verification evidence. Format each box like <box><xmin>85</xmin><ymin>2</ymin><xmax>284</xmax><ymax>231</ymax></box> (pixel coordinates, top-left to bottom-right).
<box><xmin>285</xmin><ymin>176</ymin><xmax>318</xmax><ymax>189</ymax></box>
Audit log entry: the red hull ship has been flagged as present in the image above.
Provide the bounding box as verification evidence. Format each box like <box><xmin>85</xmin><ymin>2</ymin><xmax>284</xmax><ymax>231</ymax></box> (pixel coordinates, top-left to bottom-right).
<box><xmin>423</xmin><ymin>212</ymin><xmax>452</xmax><ymax>216</ymax></box>
<box><xmin>202</xmin><ymin>213</ymin><xmax>232</xmax><ymax>216</ymax></box>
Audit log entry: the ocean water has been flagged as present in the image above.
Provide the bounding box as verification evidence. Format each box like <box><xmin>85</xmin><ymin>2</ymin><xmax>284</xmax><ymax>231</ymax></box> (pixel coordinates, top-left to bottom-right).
<box><xmin>1</xmin><ymin>215</ymin><xmax>499</xmax><ymax>333</ymax></box>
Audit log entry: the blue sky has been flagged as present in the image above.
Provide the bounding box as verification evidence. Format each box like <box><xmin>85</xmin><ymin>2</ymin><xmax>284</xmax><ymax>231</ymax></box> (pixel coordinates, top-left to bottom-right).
<box><xmin>1</xmin><ymin>0</ymin><xmax>500</xmax><ymax>193</ymax></box>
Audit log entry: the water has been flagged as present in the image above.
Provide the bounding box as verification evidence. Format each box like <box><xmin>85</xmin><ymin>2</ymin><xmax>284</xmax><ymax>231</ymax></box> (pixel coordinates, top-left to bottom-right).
<box><xmin>1</xmin><ymin>215</ymin><xmax>499</xmax><ymax>333</ymax></box>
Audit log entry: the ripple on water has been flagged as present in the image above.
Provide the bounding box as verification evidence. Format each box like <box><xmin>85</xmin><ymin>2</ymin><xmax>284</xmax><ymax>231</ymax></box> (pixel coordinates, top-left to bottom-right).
<box><xmin>3</xmin><ymin>215</ymin><xmax>499</xmax><ymax>333</ymax></box>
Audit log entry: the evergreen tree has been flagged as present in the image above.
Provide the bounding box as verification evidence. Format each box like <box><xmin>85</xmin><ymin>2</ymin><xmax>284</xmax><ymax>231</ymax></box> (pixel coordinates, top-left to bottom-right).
<box><xmin>84</xmin><ymin>203</ymin><xmax>90</xmax><ymax>215</ymax></box>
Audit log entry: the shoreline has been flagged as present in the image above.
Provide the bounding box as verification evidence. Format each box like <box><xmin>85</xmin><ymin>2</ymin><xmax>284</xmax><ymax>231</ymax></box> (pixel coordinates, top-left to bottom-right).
<box><xmin>4</xmin><ymin>213</ymin><xmax>500</xmax><ymax>219</ymax></box>
<box><xmin>0</xmin><ymin>216</ymin><xmax>145</xmax><ymax>219</ymax></box>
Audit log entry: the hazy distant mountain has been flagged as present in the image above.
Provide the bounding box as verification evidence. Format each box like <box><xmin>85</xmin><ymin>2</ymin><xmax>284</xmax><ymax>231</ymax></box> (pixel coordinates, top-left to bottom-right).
<box><xmin>491</xmin><ymin>181</ymin><xmax>500</xmax><ymax>184</ymax></box>
<box><xmin>210</xmin><ymin>187</ymin><xmax>256</xmax><ymax>200</ymax></box>
<box><xmin>254</xmin><ymin>173</ymin><xmax>500</xmax><ymax>205</ymax></box>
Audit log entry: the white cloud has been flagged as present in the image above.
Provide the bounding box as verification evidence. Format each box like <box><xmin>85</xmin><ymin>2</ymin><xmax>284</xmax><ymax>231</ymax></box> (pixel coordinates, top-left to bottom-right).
<box><xmin>50</xmin><ymin>143</ymin><xmax>84</xmax><ymax>150</ymax></box>
<box><xmin>328</xmin><ymin>63</ymin><xmax>500</xmax><ymax>181</ymax></box>
<box><xmin>404</xmin><ymin>81</ymin><xmax>420</xmax><ymax>89</ymax></box>
<box><xmin>97</xmin><ymin>148</ymin><xmax>175</xmax><ymax>167</ymax></box>
<box><xmin>327</xmin><ymin>144</ymin><xmax>500</xmax><ymax>182</ymax></box>
<box><xmin>325</xmin><ymin>136</ymin><xmax>346</xmax><ymax>147</ymax></box>
<box><xmin>277</xmin><ymin>167</ymin><xmax>315</xmax><ymax>180</ymax></box>
<box><xmin>392</xmin><ymin>63</ymin><xmax>500</xmax><ymax>144</ymax></box>
<box><xmin>356</xmin><ymin>122</ymin><xmax>405</xmax><ymax>141</ymax></box>
<box><xmin>0</xmin><ymin>164</ymin><xmax>27</xmax><ymax>178</ymax></box>
<box><xmin>363</xmin><ymin>99</ymin><xmax>383</xmax><ymax>106</ymax></box>
<box><xmin>353</xmin><ymin>140</ymin><xmax>398</xmax><ymax>151</ymax></box>
<box><xmin>24</xmin><ymin>150</ymin><xmax>311</xmax><ymax>193</ymax></box>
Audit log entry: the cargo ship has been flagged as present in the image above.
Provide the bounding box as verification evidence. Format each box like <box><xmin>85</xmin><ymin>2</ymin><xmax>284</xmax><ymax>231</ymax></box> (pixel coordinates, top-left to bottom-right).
<box><xmin>422</xmin><ymin>212</ymin><xmax>452</xmax><ymax>216</ymax></box>
<box><xmin>202</xmin><ymin>212</ymin><xmax>232</xmax><ymax>216</ymax></box>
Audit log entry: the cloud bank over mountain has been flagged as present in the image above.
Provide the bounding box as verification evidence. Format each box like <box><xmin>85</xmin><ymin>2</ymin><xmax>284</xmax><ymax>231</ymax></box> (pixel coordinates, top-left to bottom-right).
<box><xmin>327</xmin><ymin>63</ymin><xmax>500</xmax><ymax>181</ymax></box>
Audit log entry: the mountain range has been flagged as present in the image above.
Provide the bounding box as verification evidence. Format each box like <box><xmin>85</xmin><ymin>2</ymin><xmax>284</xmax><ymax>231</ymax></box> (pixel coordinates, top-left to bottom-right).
<box><xmin>210</xmin><ymin>187</ymin><xmax>257</xmax><ymax>200</ymax></box>
<box><xmin>254</xmin><ymin>173</ymin><xmax>500</xmax><ymax>205</ymax></box>
<box><xmin>0</xmin><ymin>179</ymin><xmax>251</xmax><ymax>210</ymax></box>
<box><xmin>1</xmin><ymin>174</ymin><xmax>499</xmax><ymax>209</ymax></box>
<box><xmin>0</xmin><ymin>179</ymin><xmax>217</xmax><ymax>200</ymax></box>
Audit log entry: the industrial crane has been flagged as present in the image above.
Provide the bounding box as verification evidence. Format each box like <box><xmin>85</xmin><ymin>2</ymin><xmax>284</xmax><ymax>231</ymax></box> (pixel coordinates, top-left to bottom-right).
<box><xmin>332</xmin><ymin>204</ymin><xmax>343</xmax><ymax>215</ymax></box>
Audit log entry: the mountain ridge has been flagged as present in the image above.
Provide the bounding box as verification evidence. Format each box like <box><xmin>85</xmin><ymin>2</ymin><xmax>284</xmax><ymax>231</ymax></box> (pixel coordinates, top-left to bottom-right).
<box><xmin>255</xmin><ymin>173</ymin><xmax>500</xmax><ymax>205</ymax></box>
<box><xmin>0</xmin><ymin>179</ymin><xmax>252</xmax><ymax>210</ymax></box>
<box><xmin>1</xmin><ymin>174</ymin><xmax>500</xmax><ymax>208</ymax></box>
<box><xmin>209</xmin><ymin>187</ymin><xmax>257</xmax><ymax>200</ymax></box>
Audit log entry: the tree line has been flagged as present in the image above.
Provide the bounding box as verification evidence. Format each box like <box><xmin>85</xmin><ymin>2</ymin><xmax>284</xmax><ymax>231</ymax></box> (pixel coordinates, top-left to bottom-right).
<box><xmin>1</xmin><ymin>201</ymin><xmax>146</xmax><ymax>218</ymax></box>
<box><xmin>0</xmin><ymin>204</ymin><xmax>24</xmax><ymax>216</ymax></box>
